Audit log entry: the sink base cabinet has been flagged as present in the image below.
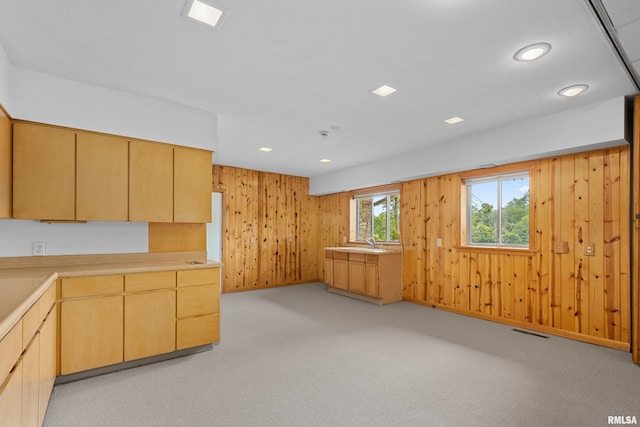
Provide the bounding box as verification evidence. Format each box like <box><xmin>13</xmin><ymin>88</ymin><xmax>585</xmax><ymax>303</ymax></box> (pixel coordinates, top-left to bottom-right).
<box><xmin>324</xmin><ymin>250</ymin><xmax>402</xmax><ymax>305</ymax></box>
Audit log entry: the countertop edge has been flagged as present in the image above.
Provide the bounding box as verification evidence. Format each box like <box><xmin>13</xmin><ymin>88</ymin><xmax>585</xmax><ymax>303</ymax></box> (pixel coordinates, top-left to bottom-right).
<box><xmin>0</xmin><ymin>272</ymin><xmax>58</xmax><ymax>341</ymax></box>
<box><xmin>0</xmin><ymin>260</ymin><xmax>222</xmax><ymax>341</ymax></box>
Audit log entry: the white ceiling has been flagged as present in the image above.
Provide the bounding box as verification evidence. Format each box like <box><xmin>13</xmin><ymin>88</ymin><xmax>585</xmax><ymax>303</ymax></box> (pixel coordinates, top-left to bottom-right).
<box><xmin>0</xmin><ymin>0</ymin><xmax>637</xmax><ymax>178</ymax></box>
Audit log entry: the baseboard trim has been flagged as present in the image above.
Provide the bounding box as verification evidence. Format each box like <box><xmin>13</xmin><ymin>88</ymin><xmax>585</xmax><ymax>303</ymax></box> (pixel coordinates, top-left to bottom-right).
<box><xmin>55</xmin><ymin>344</ymin><xmax>214</xmax><ymax>384</ymax></box>
<box><xmin>405</xmin><ymin>297</ymin><xmax>631</xmax><ymax>352</ymax></box>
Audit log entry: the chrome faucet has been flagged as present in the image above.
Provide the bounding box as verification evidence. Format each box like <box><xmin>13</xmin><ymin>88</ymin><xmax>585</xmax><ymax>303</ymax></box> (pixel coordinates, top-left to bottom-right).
<box><xmin>365</xmin><ymin>237</ymin><xmax>376</xmax><ymax>248</ymax></box>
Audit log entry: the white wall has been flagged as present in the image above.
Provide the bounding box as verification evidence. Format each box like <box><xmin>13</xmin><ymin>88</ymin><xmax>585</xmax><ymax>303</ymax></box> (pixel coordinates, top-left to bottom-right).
<box><xmin>309</xmin><ymin>96</ymin><xmax>629</xmax><ymax>195</ymax></box>
<box><xmin>0</xmin><ymin>220</ymin><xmax>147</xmax><ymax>257</ymax></box>
<box><xmin>0</xmin><ymin>42</ymin><xmax>11</xmax><ymax>111</ymax></box>
<box><xmin>0</xmin><ymin>61</ymin><xmax>219</xmax><ymax>257</ymax></box>
<box><xmin>10</xmin><ymin>66</ymin><xmax>217</xmax><ymax>151</ymax></box>
<box><xmin>206</xmin><ymin>192</ymin><xmax>222</xmax><ymax>262</ymax></box>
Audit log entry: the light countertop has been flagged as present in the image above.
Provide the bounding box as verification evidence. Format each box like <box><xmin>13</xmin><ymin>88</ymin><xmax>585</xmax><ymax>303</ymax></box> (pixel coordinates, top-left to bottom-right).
<box><xmin>0</xmin><ymin>259</ymin><xmax>221</xmax><ymax>342</ymax></box>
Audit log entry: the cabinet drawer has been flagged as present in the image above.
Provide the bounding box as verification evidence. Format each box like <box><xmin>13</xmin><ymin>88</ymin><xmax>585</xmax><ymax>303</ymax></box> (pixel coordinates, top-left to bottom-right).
<box><xmin>324</xmin><ymin>250</ymin><xmax>333</xmax><ymax>259</ymax></box>
<box><xmin>176</xmin><ymin>313</ymin><xmax>219</xmax><ymax>350</ymax></box>
<box><xmin>177</xmin><ymin>268</ymin><xmax>220</xmax><ymax>288</ymax></box>
<box><xmin>366</xmin><ymin>254</ymin><xmax>379</xmax><ymax>263</ymax></box>
<box><xmin>61</xmin><ymin>275</ymin><xmax>123</xmax><ymax>298</ymax></box>
<box><xmin>125</xmin><ymin>271</ymin><xmax>176</xmax><ymax>292</ymax></box>
<box><xmin>349</xmin><ymin>253</ymin><xmax>365</xmax><ymax>262</ymax></box>
<box><xmin>0</xmin><ymin>320</ymin><xmax>22</xmax><ymax>383</ymax></box>
<box><xmin>177</xmin><ymin>285</ymin><xmax>219</xmax><ymax>318</ymax></box>
<box><xmin>22</xmin><ymin>303</ymin><xmax>40</xmax><ymax>345</ymax></box>
<box><xmin>333</xmin><ymin>251</ymin><xmax>349</xmax><ymax>261</ymax></box>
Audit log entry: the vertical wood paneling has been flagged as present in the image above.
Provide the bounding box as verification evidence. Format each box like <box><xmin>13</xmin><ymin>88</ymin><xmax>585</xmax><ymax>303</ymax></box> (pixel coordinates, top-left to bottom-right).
<box><xmin>534</xmin><ymin>159</ymin><xmax>551</xmax><ymax>326</ymax></box>
<box><xmin>401</xmin><ymin>180</ymin><xmax>426</xmax><ymax>300</ymax></box>
<box><xmin>396</xmin><ymin>147</ymin><xmax>630</xmax><ymax>349</ymax></box>
<box><xmin>632</xmin><ymin>95</ymin><xmax>640</xmax><ymax>364</ymax></box>
<box><xmin>619</xmin><ymin>147</ymin><xmax>630</xmax><ymax>345</ymax></box>
<box><xmin>588</xmin><ymin>154</ymin><xmax>605</xmax><ymax>337</ymax></box>
<box><xmin>213</xmin><ymin>165</ymin><xmax>320</xmax><ymax>293</ymax></box>
<box><xmin>574</xmin><ymin>153</ymin><xmax>590</xmax><ymax>334</ymax></box>
<box><xmin>560</xmin><ymin>155</ymin><xmax>576</xmax><ymax>332</ymax></box>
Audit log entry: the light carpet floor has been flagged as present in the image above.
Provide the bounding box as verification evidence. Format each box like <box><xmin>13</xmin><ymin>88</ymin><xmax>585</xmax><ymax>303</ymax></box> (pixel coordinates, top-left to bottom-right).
<box><xmin>44</xmin><ymin>282</ymin><xmax>640</xmax><ymax>427</ymax></box>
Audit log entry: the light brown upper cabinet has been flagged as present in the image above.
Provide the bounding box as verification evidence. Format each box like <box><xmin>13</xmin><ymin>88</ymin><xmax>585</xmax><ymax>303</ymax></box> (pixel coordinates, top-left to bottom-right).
<box><xmin>0</xmin><ymin>106</ymin><xmax>10</xmax><ymax>219</ymax></box>
<box><xmin>76</xmin><ymin>133</ymin><xmax>129</xmax><ymax>221</ymax></box>
<box><xmin>129</xmin><ymin>140</ymin><xmax>174</xmax><ymax>222</ymax></box>
<box><xmin>174</xmin><ymin>146</ymin><xmax>212</xmax><ymax>223</ymax></box>
<box><xmin>13</xmin><ymin>122</ymin><xmax>76</xmax><ymax>220</ymax></box>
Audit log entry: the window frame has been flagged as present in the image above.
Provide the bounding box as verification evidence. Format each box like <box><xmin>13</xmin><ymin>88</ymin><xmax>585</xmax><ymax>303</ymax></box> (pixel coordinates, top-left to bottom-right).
<box><xmin>460</xmin><ymin>165</ymin><xmax>533</xmax><ymax>251</ymax></box>
<box><xmin>349</xmin><ymin>184</ymin><xmax>401</xmax><ymax>244</ymax></box>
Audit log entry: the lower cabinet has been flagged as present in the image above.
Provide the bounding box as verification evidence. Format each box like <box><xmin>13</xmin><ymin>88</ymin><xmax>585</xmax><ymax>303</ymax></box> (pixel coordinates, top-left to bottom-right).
<box><xmin>347</xmin><ymin>253</ymin><xmax>366</xmax><ymax>294</ymax></box>
<box><xmin>324</xmin><ymin>252</ymin><xmax>334</xmax><ymax>286</ymax></box>
<box><xmin>0</xmin><ymin>282</ymin><xmax>56</xmax><ymax>427</ymax></box>
<box><xmin>22</xmin><ymin>335</ymin><xmax>39</xmax><ymax>427</ymax></box>
<box><xmin>38</xmin><ymin>307</ymin><xmax>56</xmax><ymax>426</ymax></box>
<box><xmin>124</xmin><ymin>291</ymin><xmax>176</xmax><ymax>361</ymax></box>
<box><xmin>59</xmin><ymin>267</ymin><xmax>221</xmax><ymax>376</ymax></box>
<box><xmin>324</xmin><ymin>249</ymin><xmax>402</xmax><ymax>305</ymax></box>
<box><xmin>333</xmin><ymin>252</ymin><xmax>349</xmax><ymax>291</ymax></box>
<box><xmin>0</xmin><ymin>355</ymin><xmax>23</xmax><ymax>425</ymax></box>
<box><xmin>176</xmin><ymin>269</ymin><xmax>221</xmax><ymax>350</ymax></box>
<box><xmin>60</xmin><ymin>295</ymin><xmax>124</xmax><ymax>374</ymax></box>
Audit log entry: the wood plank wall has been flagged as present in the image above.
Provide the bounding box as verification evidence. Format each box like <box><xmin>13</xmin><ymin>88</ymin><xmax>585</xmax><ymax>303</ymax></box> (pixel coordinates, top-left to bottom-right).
<box><xmin>212</xmin><ymin>146</ymin><xmax>632</xmax><ymax>350</ymax></box>
<box><xmin>212</xmin><ymin>165</ymin><xmax>321</xmax><ymax>292</ymax></box>
<box><xmin>633</xmin><ymin>95</ymin><xmax>640</xmax><ymax>364</ymax></box>
<box><xmin>396</xmin><ymin>147</ymin><xmax>630</xmax><ymax>349</ymax></box>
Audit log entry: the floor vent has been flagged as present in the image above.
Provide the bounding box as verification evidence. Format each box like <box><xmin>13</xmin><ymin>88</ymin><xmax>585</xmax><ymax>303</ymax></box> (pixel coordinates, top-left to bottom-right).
<box><xmin>511</xmin><ymin>328</ymin><xmax>550</xmax><ymax>339</ymax></box>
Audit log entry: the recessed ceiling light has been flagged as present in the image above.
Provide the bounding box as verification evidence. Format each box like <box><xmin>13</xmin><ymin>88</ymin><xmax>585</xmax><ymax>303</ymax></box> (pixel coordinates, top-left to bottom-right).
<box><xmin>513</xmin><ymin>42</ymin><xmax>552</xmax><ymax>62</ymax></box>
<box><xmin>185</xmin><ymin>0</ymin><xmax>225</xmax><ymax>28</ymax></box>
<box><xmin>258</xmin><ymin>147</ymin><xmax>272</xmax><ymax>152</ymax></box>
<box><xmin>557</xmin><ymin>84</ymin><xmax>589</xmax><ymax>97</ymax></box>
<box><xmin>371</xmin><ymin>85</ymin><xmax>397</xmax><ymax>97</ymax></box>
<box><xmin>320</xmin><ymin>159</ymin><xmax>331</xmax><ymax>163</ymax></box>
<box><xmin>444</xmin><ymin>116</ymin><xmax>464</xmax><ymax>125</ymax></box>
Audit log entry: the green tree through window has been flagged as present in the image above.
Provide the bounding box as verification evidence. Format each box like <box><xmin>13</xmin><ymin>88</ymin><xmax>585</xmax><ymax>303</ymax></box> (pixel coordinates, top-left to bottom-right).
<box><xmin>467</xmin><ymin>173</ymin><xmax>529</xmax><ymax>247</ymax></box>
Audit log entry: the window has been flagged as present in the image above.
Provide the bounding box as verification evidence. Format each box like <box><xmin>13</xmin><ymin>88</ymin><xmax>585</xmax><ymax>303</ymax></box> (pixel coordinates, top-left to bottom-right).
<box><xmin>465</xmin><ymin>171</ymin><xmax>529</xmax><ymax>248</ymax></box>
<box><xmin>355</xmin><ymin>191</ymin><xmax>400</xmax><ymax>242</ymax></box>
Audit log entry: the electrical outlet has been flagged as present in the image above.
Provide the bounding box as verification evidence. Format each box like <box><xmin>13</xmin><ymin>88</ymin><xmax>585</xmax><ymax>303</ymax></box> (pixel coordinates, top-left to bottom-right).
<box><xmin>436</xmin><ymin>238</ymin><xmax>442</xmax><ymax>247</ymax></box>
<box><xmin>585</xmin><ymin>243</ymin><xmax>595</xmax><ymax>256</ymax></box>
<box><xmin>33</xmin><ymin>242</ymin><xmax>46</xmax><ymax>256</ymax></box>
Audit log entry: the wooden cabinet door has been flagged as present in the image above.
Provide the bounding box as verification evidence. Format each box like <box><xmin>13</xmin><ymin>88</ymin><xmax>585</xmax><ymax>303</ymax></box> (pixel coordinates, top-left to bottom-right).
<box><xmin>333</xmin><ymin>259</ymin><xmax>349</xmax><ymax>290</ymax></box>
<box><xmin>0</xmin><ymin>356</ymin><xmax>23</xmax><ymax>426</ymax></box>
<box><xmin>124</xmin><ymin>291</ymin><xmax>176</xmax><ymax>361</ymax></box>
<box><xmin>0</xmin><ymin>107</ymin><xmax>10</xmax><ymax>219</ymax></box>
<box><xmin>60</xmin><ymin>296</ymin><xmax>124</xmax><ymax>374</ymax></box>
<box><xmin>324</xmin><ymin>257</ymin><xmax>334</xmax><ymax>286</ymax></box>
<box><xmin>76</xmin><ymin>133</ymin><xmax>129</xmax><ymax>221</ymax></box>
<box><xmin>348</xmin><ymin>261</ymin><xmax>366</xmax><ymax>294</ymax></box>
<box><xmin>13</xmin><ymin>122</ymin><xmax>75</xmax><ymax>220</ymax></box>
<box><xmin>22</xmin><ymin>335</ymin><xmax>39</xmax><ymax>427</ymax></box>
<box><xmin>174</xmin><ymin>146</ymin><xmax>212</xmax><ymax>223</ymax></box>
<box><xmin>38</xmin><ymin>309</ymin><xmax>56</xmax><ymax>426</ymax></box>
<box><xmin>365</xmin><ymin>262</ymin><xmax>379</xmax><ymax>297</ymax></box>
<box><xmin>129</xmin><ymin>140</ymin><xmax>173</xmax><ymax>222</ymax></box>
